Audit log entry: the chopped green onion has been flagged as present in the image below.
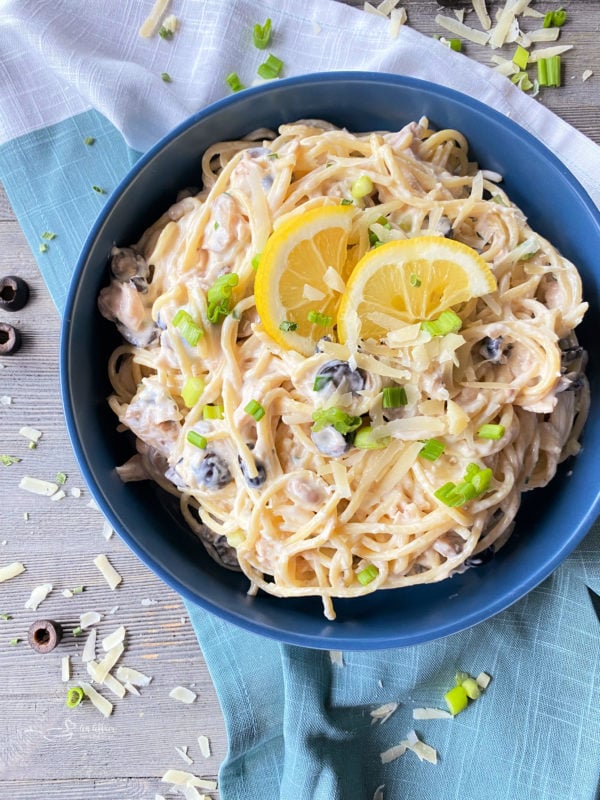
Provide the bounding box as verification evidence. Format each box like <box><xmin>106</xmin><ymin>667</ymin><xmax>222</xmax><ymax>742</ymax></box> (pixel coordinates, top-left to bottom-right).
<box><xmin>419</xmin><ymin>439</ymin><xmax>445</xmax><ymax>462</ymax></box>
<box><xmin>421</xmin><ymin>309</ymin><xmax>462</xmax><ymax>337</ymax></box>
<box><xmin>279</xmin><ymin>320</ymin><xmax>298</xmax><ymax>332</ymax></box>
<box><xmin>512</xmin><ymin>45</ymin><xmax>529</xmax><ymax>70</ymax></box>
<box><xmin>368</xmin><ymin>228</ymin><xmax>381</xmax><ymax>247</ymax></box>
<box><xmin>9</xmin><ymin>638</ymin><xmax>19</xmax><ymax>646</ymax></box>
<box><xmin>455</xmin><ymin>671</ymin><xmax>470</xmax><ymax>685</ymax></box>
<box><xmin>444</xmin><ymin>684</ymin><xmax>469</xmax><ymax>715</ymax></box>
<box><xmin>159</xmin><ymin>25</ymin><xmax>174</xmax><ymax>39</ymax></box>
<box><xmin>182</xmin><ymin>376</ymin><xmax>205</xmax><ymax>408</ymax></box>
<box><xmin>83</xmin><ymin>136</ymin><xmax>96</xmax><ymax>146</ymax></box>
<box><xmin>28</xmin><ymin>441</ymin><xmax>37</xmax><ymax>450</ymax></box>
<box><xmin>257</xmin><ymin>53</ymin><xmax>283</xmax><ymax>80</ymax></box>
<box><xmin>72</xmin><ymin>626</ymin><xmax>83</xmax><ymax>637</ymax></box>
<box><xmin>354</xmin><ymin>426</ymin><xmax>390</xmax><ymax>450</ymax></box>
<box><xmin>0</xmin><ymin>455</ymin><xmax>21</xmax><ymax>466</ymax></box>
<box><xmin>161</xmin><ymin>72</ymin><xmax>172</xmax><ymax>83</ymax></box>
<box><xmin>173</xmin><ymin>309</ymin><xmax>203</xmax><ymax>346</ymax></box>
<box><xmin>251</xmin><ymin>253</ymin><xmax>261</xmax><ymax>270</ymax></box>
<box><xmin>0</xmin><ymin>613</ymin><xmax>11</xmax><ymax>620</ymax></box>
<box><xmin>382</xmin><ymin>386</ymin><xmax>408</xmax><ymax>408</ymax></box>
<box><xmin>311</xmin><ymin>407</ymin><xmax>362</xmax><ymax>435</ymax></box>
<box><xmin>340</xmin><ymin>198</ymin><xmax>353</xmax><ymax>206</ymax></box>
<box><xmin>448</xmin><ymin>38</ymin><xmax>462</xmax><ymax>52</ymax></box>
<box><xmin>226</xmin><ymin>72</ymin><xmax>245</xmax><ymax>92</ymax></box>
<box><xmin>462</xmin><ymin>677</ymin><xmax>481</xmax><ymax>700</ymax></box>
<box><xmin>350</xmin><ymin>175</ymin><xmax>373</xmax><ymax>199</ymax></box>
<box><xmin>511</xmin><ymin>71</ymin><xmax>534</xmax><ymax>92</ymax></box>
<box><xmin>203</xmin><ymin>404</ymin><xmax>224</xmax><ymax>420</ymax></box>
<box><xmin>313</xmin><ymin>374</ymin><xmax>332</xmax><ymax>392</ymax></box>
<box><xmin>538</xmin><ymin>56</ymin><xmax>561</xmax><ymax>87</ymax></box>
<box><xmin>187</xmin><ymin>431</ymin><xmax>207</xmax><ymax>449</ymax></box>
<box><xmin>267</xmin><ymin>153</ymin><xmax>279</xmax><ymax>160</ymax></box>
<box><xmin>71</xmin><ymin>586</ymin><xmax>84</xmax><ymax>594</ymax></box>
<box><xmin>476</xmin><ymin>423</ymin><xmax>505</xmax><ymax>440</ymax></box>
<box><xmin>543</xmin><ymin>7</ymin><xmax>566</xmax><ymax>27</ymax></box>
<box><xmin>434</xmin><ymin>463</ymin><xmax>493</xmax><ymax>507</ymax></box>
<box><xmin>409</xmin><ymin>273</ymin><xmax>422</xmax><ymax>287</ymax></box>
<box><xmin>307</xmin><ymin>310</ymin><xmax>333</xmax><ymax>327</ymax></box>
<box><xmin>253</xmin><ymin>17</ymin><xmax>272</xmax><ymax>49</ymax></box>
<box><xmin>244</xmin><ymin>399</ymin><xmax>265</xmax><ymax>422</ymax></box>
<box><xmin>39</xmin><ymin>243</ymin><xmax>49</xmax><ymax>253</ymax></box>
<box><xmin>306</xmin><ymin>309</ymin><xmax>330</xmax><ymax>326</ymax></box>
<box><xmin>357</xmin><ymin>564</ymin><xmax>379</xmax><ymax>585</ymax></box>
<box><xmin>92</xmin><ymin>185</ymin><xmax>106</xmax><ymax>194</ymax></box>
<box><xmin>66</xmin><ymin>686</ymin><xmax>85</xmax><ymax>708</ymax></box>
<box><xmin>41</xmin><ymin>231</ymin><xmax>57</xmax><ymax>240</ymax></box>
<box><xmin>55</xmin><ymin>472</ymin><xmax>67</xmax><ymax>485</ymax></box>
<box><xmin>206</xmin><ymin>273</ymin><xmax>239</xmax><ymax>324</ymax></box>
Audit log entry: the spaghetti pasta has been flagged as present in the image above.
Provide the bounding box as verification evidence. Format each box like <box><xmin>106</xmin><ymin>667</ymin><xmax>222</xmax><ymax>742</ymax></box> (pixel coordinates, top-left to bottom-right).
<box><xmin>98</xmin><ymin>118</ymin><xmax>588</xmax><ymax>620</ymax></box>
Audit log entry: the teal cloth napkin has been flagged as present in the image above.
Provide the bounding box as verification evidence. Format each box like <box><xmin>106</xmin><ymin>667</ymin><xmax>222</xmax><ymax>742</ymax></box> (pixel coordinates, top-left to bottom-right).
<box><xmin>1</xmin><ymin>2</ymin><xmax>600</xmax><ymax>798</ymax></box>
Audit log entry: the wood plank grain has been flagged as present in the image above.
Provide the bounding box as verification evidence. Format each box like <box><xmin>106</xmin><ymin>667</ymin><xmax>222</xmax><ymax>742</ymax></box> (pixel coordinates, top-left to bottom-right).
<box><xmin>0</xmin><ymin>2</ymin><xmax>598</xmax><ymax>797</ymax></box>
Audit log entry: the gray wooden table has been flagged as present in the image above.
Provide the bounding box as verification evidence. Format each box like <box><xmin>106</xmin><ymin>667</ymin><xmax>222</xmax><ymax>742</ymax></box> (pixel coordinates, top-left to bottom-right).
<box><xmin>0</xmin><ymin>2</ymin><xmax>598</xmax><ymax>797</ymax></box>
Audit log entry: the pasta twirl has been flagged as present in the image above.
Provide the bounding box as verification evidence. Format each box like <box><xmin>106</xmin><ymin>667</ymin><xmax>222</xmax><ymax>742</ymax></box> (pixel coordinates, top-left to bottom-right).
<box><xmin>99</xmin><ymin>119</ymin><xmax>588</xmax><ymax>620</ymax></box>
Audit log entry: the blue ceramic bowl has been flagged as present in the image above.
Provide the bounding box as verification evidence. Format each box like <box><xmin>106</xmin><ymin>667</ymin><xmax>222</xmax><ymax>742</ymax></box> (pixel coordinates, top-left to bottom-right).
<box><xmin>61</xmin><ymin>73</ymin><xmax>600</xmax><ymax>649</ymax></box>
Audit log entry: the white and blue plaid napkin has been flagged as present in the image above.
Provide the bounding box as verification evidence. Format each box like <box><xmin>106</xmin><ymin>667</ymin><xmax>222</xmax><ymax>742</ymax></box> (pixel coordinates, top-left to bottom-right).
<box><xmin>1</xmin><ymin>2</ymin><xmax>599</xmax><ymax>798</ymax></box>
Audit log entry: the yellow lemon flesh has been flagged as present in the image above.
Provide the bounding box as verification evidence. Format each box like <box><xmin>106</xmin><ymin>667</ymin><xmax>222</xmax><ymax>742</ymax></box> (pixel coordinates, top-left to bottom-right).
<box><xmin>337</xmin><ymin>236</ymin><xmax>497</xmax><ymax>343</ymax></box>
<box><xmin>254</xmin><ymin>205</ymin><xmax>353</xmax><ymax>356</ymax></box>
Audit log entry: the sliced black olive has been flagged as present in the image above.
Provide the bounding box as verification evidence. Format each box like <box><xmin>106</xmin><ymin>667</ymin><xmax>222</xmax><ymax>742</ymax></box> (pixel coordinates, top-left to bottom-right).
<box><xmin>28</xmin><ymin>619</ymin><xmax>63</xmax><ymax>653</ymax></box>
<box><xmin>0</xmin><ymin>322</ymin><xmax>22</xmax><ymax>355</ymax></box>
<box><xmin>464</xmin><ymin>545</ymin><xmax>495</xmax><ymax>568</ymax></box>
<box><xmin>196</xmin><ymin>452</ymin><xmax>232</xmax><ymax>489</ymax></box>
<box><xmin>314</xmin><ymin>360</ymin><xmax>367</xmax><ymax>394</ymax></box>
<box><xmin>0</xmin><ymin>275</ymin><xmax>29</xmax><ymax>311</ymax></box>
<box><xmin>238</xmin><ymin>455</ymin><xmax>266</xmax><ymax>488</ymax></box>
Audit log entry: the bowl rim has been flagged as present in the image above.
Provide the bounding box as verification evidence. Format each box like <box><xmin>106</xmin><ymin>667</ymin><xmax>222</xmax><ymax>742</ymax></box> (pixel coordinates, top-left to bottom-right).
<box><xmin>60</xmin><ymin>71</ymin><xmax>600</xmax><ymax>649</ymax></box>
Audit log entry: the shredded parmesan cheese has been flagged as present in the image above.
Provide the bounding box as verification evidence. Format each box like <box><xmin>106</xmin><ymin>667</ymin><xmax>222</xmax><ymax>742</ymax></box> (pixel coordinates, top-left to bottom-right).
<box><xmin>102</xmin><ymin>625</ymin><xmax>126</xmax><ymax>651</ymax></box>
<box><xmin>198</xmin><ymin>735</ymin><xmax>211</xmax><ymax>758</ymax></box>
<box><xmin>176</xmin><ymin>745</ymin><xmax>194</xmax><ymax>765</ymax></box>
<box><xmin>435</xmin><ymin>15</ymin><xmax>490</xmax><ymax>46</ymax></box>
<box><xmin>329</xmin><ymin>650</ymin><xmax>344</xmax><ymax>666</ymax></box>
<box><xmin>302</xmin><ymin>283</ymin><xmax>326</xmax><ymax>301</ymax></box>
<box><xmin>161</xmin><ymin>769</ymin><xmax>217</xmax><ymax>791</ymax></box>
<box><xmin>80</xmin><ymin>611</ymin><xmax>102</xmax><ymax>629</ymax></box>
<box><xmin>19</xmin><ymin>476</ymin><xmax>58</xmax><ymax>496</ymax></box>
<box><xmin>527</xmin><ymin>44</ymin><xmax>573</xmax><ymax>62</ymax></box>
<box><xmin>389</xmin><ymin>7</ymin><xmax>407</xmax><ymax>38</ymax></box>
<box><xmin>323</xmin><ymin>267</ymin><xmax>346</xmax><ymax>293</ymax></box>
<box><xmin>370</xmin><ymin>702</ymin><xmax>399</xmax><ymax>724</ymax></box>
<box><xmin>582</xmin><ymin>69</ymin><xmax>593</xmax><ymax>82</ymax></box>
<box><xmin>19</xmin><ymin>426</ymin><xmax>42</xmax><ymax>443</ymax></box>
<box><xmin>139</xmin><ymin>0</ymin><xmax>171</xmax><ymax>37</ymax></box>
<box><xmin>472</xmin><ymin>0</ymin><xmax>492</xmax><ymax>31</ymax></box>
<box><xmin>412</xmin><ymin>707</ymin><xmax>453</xmax><ymax>720</ymax></box>
<box><xmin>476</xmin><ymin>671</ymin><xmax>492</xmax><ymax>689</ymax></box>
<box><xmin>80</xmin><ymin>681</ymin><xmax>114</xmax><ymax>717</ymax></box>
<box><xmin>82</xmin><ymin>628</ymin><xmax>97</xmax><ymax>663</ymax></box>
<box><xmin>61</xmin><ymin>655</ymin><xmax>71</xmax><ymax>682</ymax></box>
<box><xmin>24</xmin><ymin>582</ymin><xmax>53</xmax><ymax>610</ymax></box>
<box><xmin>169</xmin><ymin>686</ymin><xmax>197</xmax><ymax>704</ymax></box>
<box><xmin>102</xmin><ymin>671</ymin><xmax>127</xmax><ymax>699</ymax></box>
<box><xmin>116</xmin><ymin>665</ymin><xmax>153</xmax><ymax>686</ymax></box>
<box><xmin>0</xmin><ymin>561</ymin><xmax>25</xmax><ymax>583</ymax></box>
<box><xmin>94</xmin><ymin>554</ymin><xmax>122</xmax><ymax>589</ymax></box>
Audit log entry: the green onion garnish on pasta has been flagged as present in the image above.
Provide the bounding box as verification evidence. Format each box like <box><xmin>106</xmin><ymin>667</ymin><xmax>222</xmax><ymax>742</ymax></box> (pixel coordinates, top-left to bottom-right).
<box><xmin>279</xmin><ymin>320</ymin><xmax>298</xmax><ymax>332</ymax></box>
<box><xmin>307</xmin><ymin>310</ymin><xmax>333</xmax><ymax>327</ymax></box>
<box><xmin>434</xmin><ymin>464</ymin><xmax>492</xmax><ymax>507</ymax></box>
<box><xmin>354</xmin><ymin>427</ymin><xmax>390</xmax><ymax>450</ymax></box>
<box><xmin>421</xmin><ymin>309</ymin><xmax>462</xmax><ymax>337</ymax></box>
<box><xmin>312</xmin><ymin>407</ymin><xmax>362</xmax><ymax>435</ymax></box>
<box><xmin>173</xmin><ymin>309</ymin><xmax>203</xmax><ymax>346</ymax></box>
<box><xmin>257</xmin><ymin>54</ymin><xmax>283</xmax><ymax>80</ymax></box>
<box><xmin>182</xmin><ymin>376</ymin><xmax>205</xmax><ymax>408</ymax></box>
<box><xmin>206</xmin><ymin>273</ymin><xmax>239</xmax><ymax>323</ymax></box>
<box><xmin>382</xmin><ymin>386</ymin><xmax>408</xmax><ymax>408</ymax></box>
<box><xmin>203</xmin><ymin>404</ymin><xmax>224</xmax><ymax>420</ymax></box>
<box><xmin>253</xmin><ymin>18</ymin><xmax>272</xmax><ymax>49</ymax></box>
<box><xmin>357</xmin><ymin>564</ymin><xmax>379</xmax><ymax>585</ymax></box>
<box><xmin>477</xmin><ymin>423</ymin><xmax>505</xmax><ymax>440</ymax></box>
<box><xmin>419</xmin><ymin>439</ymin><xmax>445</xmax><ymax>461</ymax></box>
<box><xmin>244</xmin><ymin>399</ymin><xmax>266</xmax><ymax>421</ymax></box>
<box><xmin>350</xmin><ymin>175</ymin><xmax>373</xmax><ymax>199</ymax></box>
<box><xmin>187</xmin><ymin>431</ymin><xmax>207</xmax><ymax>449</ymax></box>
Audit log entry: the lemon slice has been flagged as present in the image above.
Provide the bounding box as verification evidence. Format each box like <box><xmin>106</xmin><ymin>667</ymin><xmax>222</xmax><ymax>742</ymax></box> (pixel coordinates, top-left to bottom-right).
<box><xmin>254</xmin><ymin>205</ymin><xmax>353</xmax><ymax>356</ymax></box>
<box><xmin>337</xmin><ymin>236</ymin><xmax>497</xmax><ymax>342</ymax></box>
